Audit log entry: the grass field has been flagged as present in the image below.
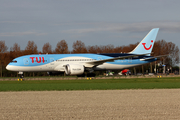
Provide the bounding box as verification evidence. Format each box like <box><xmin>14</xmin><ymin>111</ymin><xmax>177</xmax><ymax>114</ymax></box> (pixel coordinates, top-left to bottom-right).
<box><xmin>0</xmin><ymin>77</ymin><xmax>180</xmax><ymax>91</ymax></box>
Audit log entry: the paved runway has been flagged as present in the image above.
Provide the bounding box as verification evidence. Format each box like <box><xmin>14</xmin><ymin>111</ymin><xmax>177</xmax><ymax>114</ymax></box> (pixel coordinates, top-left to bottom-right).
<box><xmin>0</xmin><ymin>89</ymin><xmax>180</xmax><ymax>120</ymax></box>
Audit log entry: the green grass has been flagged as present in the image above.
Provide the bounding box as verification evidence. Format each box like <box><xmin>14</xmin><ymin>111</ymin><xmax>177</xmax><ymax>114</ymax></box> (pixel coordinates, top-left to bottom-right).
<box><xmin>0</xmin><ymin>77</ymin><xmax>180</xmax><ymax>91</ymax></box>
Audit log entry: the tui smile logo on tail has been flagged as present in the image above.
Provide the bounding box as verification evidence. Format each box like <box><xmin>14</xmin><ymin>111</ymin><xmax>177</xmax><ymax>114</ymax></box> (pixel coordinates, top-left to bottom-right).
<box><xmin>142</xmin><ymin>40</ymin><xmax>153</xmax><ymax>50</ymax></box>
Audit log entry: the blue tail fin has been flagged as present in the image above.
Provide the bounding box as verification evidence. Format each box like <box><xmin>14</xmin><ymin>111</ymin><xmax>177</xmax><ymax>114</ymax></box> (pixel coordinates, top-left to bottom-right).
<box><xmin>130</xmin><ymin>28</ymin><xmax>159</xmax><ymax>56</ymax></box>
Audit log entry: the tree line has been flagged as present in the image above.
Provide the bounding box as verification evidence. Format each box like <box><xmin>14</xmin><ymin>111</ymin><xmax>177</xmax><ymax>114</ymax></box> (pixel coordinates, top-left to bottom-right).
<box><xmin>0</xmin><ymin>39</ymin><xmax>179</xmax><ymax>77</ymax></box>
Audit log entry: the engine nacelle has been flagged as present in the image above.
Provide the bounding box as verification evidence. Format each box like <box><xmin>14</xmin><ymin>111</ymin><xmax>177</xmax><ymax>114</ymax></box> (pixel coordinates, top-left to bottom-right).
<box><xmin>65</xmin><ymin>64</ymin><xmax>84</xmax><ymax>75</ymax></box>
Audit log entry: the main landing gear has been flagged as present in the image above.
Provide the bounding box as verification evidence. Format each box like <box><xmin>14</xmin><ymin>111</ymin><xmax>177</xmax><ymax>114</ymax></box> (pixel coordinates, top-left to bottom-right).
<box><xmin>77</xmin><ymin>73</ymin><xmax>96</xmax><ymax>78</ymax></box>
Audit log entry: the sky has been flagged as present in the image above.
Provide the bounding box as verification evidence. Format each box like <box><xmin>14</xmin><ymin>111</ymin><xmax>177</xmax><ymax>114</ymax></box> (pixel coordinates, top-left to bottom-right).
<box><xmin>0</xmin><ymin>0</ymin><xmax>180</xmax><ymax>52</ymax></box>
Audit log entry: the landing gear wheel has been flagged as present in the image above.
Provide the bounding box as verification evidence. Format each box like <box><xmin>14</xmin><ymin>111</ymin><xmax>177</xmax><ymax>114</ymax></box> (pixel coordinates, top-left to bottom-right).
<box><xmin>17</xmin><ymin>78</ymin><xmax>23</xmax><ymax>81</ymax></box>
<box><xmin>20</xmin><ymin>74</ymin><xmax>24</xmax><ymax>78</ymax></box>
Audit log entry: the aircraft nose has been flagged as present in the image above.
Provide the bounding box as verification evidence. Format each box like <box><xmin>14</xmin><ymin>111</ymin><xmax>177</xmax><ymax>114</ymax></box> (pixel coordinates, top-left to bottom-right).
<box><xmin>6</xmin><ymin>65</ymin><xmax>11</xmax><ymax>71</ymax></box>
<box><xmin>6</xmin><ymin>65</ymin><xmax>9</xmax><ymax>70</ymax></box>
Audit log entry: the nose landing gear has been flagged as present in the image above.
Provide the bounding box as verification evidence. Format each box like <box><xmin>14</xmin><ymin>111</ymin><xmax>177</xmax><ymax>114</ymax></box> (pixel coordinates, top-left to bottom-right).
<box><xmin>18</xmin><ymin>71</ymin><xmax>24</xmax><ymax>81</ymax></box>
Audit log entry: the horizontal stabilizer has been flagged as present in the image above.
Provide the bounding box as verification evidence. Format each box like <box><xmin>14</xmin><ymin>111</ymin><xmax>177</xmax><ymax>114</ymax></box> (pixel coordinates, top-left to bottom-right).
<box><xmin>140</xmin><ymin>54</ymin><xmax>169</xmax><ymax>61</ymax></box>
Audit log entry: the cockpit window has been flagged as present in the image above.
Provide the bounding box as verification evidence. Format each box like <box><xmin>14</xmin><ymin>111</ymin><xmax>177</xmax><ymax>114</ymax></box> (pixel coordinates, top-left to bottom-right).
<box><xmin>11</xmin><ymin>60</ymin><xmax>17</xmax><ymax>63</ymax></box>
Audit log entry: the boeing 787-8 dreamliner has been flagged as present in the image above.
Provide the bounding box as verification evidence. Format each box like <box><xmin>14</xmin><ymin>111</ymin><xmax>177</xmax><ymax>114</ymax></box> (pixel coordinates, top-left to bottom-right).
<box><xmin>6</xmin><ymin>28</ymin><xmax>163</xmax><ymax>78</ymax></box>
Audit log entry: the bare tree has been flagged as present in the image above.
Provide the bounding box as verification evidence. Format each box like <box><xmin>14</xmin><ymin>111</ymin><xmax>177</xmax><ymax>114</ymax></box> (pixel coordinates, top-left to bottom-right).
<box><xmin>10</xmin><ymin>43</ymin><xmax>21</xmax><ymax>59</ymax></box>
<box><xmin>42</xmin><ymin>42</ymin><xmax>52</xmax><ymax>54</ymax></box>
<box><xmin>0</xmin><ymin>41</ymin><xmax>8</xmax><ymax>53</ymax></box>
<box><xmin>87</xmin><ymin>45</ymin><xmax>98</xmax><ymax>53</ymax></box>
<box><xmin>0</xmin><ymin>41</ymin><xmax>8</xmax><ymax>77</ymax></box>
<box><xmin>10</xmin><ymin>43</ymin><xmax>20</xmax><ymax>52</ymax></box>
<box><xmin>25</xmin><ymin>41</ymin><xmax>38</xmax><ymax>54</ymax></box>
<box><xmin>72</xmin><ymin>40</ymin><xmax>87</xmax><ymax>53</ymax></box>
<box><xmin>101</xmin><ymin>44</ymin><xmax>114</xmax><ymax>53</ymax></box>
<box><xmin>153</xmin><ymin>39</ymin><xmax>179</xmax><ymax>67</ymax></box>
<box><xmin>55</xmin><ymin>40</ymin><xmax>69</xmax><ymax>54</ymax></box>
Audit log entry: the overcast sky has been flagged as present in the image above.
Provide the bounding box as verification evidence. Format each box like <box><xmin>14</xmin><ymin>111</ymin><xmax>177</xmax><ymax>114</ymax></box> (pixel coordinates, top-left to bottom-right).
<box><xmin>1</xmin><ymin>0</ymin><xmax>180</xmax><ymax>52</ymax></box>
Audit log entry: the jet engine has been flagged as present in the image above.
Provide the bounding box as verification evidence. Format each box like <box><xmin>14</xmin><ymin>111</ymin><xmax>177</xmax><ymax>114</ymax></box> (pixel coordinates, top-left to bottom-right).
<box><xmin>65</xmin><ymin>64</ymin><xmax>84</xmax><ymax>75</ymax></box>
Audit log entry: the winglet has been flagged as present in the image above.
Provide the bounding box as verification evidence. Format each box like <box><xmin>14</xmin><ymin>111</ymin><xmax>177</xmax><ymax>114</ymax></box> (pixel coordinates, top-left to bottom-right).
<box><xmin>130</xmin><ymin>28</ymin><xmax>159</xmax><ymax>56</ymax></box>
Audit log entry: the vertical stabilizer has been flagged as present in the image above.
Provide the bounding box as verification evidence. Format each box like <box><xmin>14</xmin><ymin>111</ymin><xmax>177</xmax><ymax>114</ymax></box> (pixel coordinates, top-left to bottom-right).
<box><xmin>130</xmin><ymin>28</ymin><xmax>159</xmax><ymax>55</ymax></box>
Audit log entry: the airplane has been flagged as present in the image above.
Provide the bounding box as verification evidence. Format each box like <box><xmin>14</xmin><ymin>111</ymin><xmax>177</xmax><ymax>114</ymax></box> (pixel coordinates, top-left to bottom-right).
<box><xmin>6</xmin><ymin>28</ymin><xmax>162</xmax><ymax>78</ymax></box>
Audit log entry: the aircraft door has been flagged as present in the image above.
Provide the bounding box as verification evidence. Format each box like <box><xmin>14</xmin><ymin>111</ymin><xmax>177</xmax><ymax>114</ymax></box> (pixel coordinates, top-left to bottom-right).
<box><xmin>128</xmin><ymin>58</ymin><xmax>132</xmax><ymax>63</ymax></box>
<box><xmin>50</xmin><ymin>58</ymin><xmax>55</xmax><ymax>65</ymax></box>
<box><xmin>23</xmin><ymin>58</ymin><xmax>29</xmax><ymax>65</ymax></box>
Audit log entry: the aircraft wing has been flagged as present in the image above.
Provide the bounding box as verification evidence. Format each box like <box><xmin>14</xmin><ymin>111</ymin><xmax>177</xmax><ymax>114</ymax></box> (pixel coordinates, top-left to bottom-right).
<box><xmin>140</xmin><ymin>54</ymin><xmax>169</xmax><ymax>61</ymax></box>
<box><xmin>84</xmin><ymin>53</ymin><xmax>150</xmax><ymax>67</ymax></box>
